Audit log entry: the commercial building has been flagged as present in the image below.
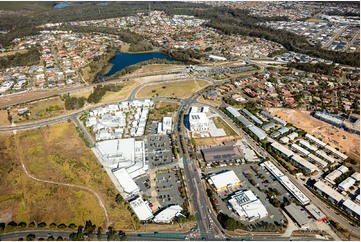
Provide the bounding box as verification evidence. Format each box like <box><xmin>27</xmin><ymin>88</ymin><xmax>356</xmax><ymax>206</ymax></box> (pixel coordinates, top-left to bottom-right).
<box><xmin>209</xmin><ymin>55</ymin><xmax>227</xmax><ymax>61</ymax></box>
<box><xmin>201</xmin><ymin>143</ymin><xmax>243</xmax><ymax>163</ymax></box>
<box><xmin>157</xmin><ymin>117</ymin><xmax>172</xmax><ymax>135</ymax></box>
<box><xmin>260</xmin><ymin>111</ymin><xmax>287</xmax><ymax>125</ymax></box>
<box><xmin>316</xmin><ymin>150</ymin><xmax>336</xmax><ymax>164</ymax></box>
<box><xmin>287</xmin><ymin>132</ymin><xmax>299</xmax><ymax>141</ymax></box>
<box><xmin>271</xmin><ymin>142</ymin><xmax>294</xmax><ymax>157</ymax></box>
<box><xmin>308</xmin><ymin>154</ymin><xmax>328</xmax><ymax>168</ymax></box>
<box><xmin>314</xmin><ymin>181</ymin><xmax>345</xmax><ymax>204</ymax></box>
<box><xmin>291</xmin><ymin>143</ymin><xmax>310</xmax><ymax>156</ymax></box>
<box><xmin>314</xmin><ymin>111</ymin><xmax>344</xmax><ymax>127</ymax></box>
<box><xmin>249</xmin><ymin>126</ymin><xmax>267</xmax><ymax>140</ymax></box>
<box><xmin>284</xmin><ymin>204</ymin><xmax>309</xmax><ymax>228</ymax></box>
<box><xmin>262</xmin><ymin>161</ymin><xmax>310</xmax><ymax>205</ymax></box>
<box><xmin>338</xmin><ymin>177</ymin><xmax>356</xmax><ymax>192</ymax></box>
<box><xmin>237</xmin><ymin>114</ymin><xmax>253</xmax><ymax>128</ymax></box>
<box><xmin>305</xmin><ymin>204</ymin><xmax>327</xmax><ymax>222</ymax></box>
<box><xmin>351</xmin><ymin>172</ymin><xmax>360</xmax><ymax>181</ymax></box>
<box><xmin>129</xmin><ymin>196</ymin><xmax>154</xmax><ymax>221</ymax></box>
<box><xmin>242</xmin><ymin>109</ymin><xmax>263</xmax><ymax>125</ymax></box>
<box><xmin>337</xmin><ymin>165</ymin><xmax>349</xmax><ymax>174</ymax></box>
<box><xmin>325</xmin><ymin>170</ymin><xmax>343</xmax><ymax>185</ymax></box>
<box><xmin>291</xmin><ymin>154</ymin><xmax>318</xmax><ymax>173</ymax></box>
<box><xmin>342</xmin><ymin>199</ymin><xmax>360</xmax><ymax>218</ymax></box>
<box><xmin>228</xmin><ymin>190</ymin><xmax>268</xmax><ymax>221</ymax></box>
<box><xmin>324</xmin><ymin>145</ymin><xmax>348</xmax><ymax>160</ymax></box>
<box><xmin>298</xmin><ymin>139</ymin><xmax>318</xmax><ymax>152</ymax></box>
<box><xmin>305</xmin><ymin>134</ymin><xmax>326</xmax><ymax>147</ymax></box>
<box><xmin>188</xmin><ymin>112</ymin><xmax>210</xmax><ymax>132</ymax></box>
<box><xmin>278</xmin><ymin>127</ymin><xmax>290</xmax><ymax>134</ymax></box>
<box><xmin>262</xmin><ymin>122</ymin><xmax>276</xmax><ymax>131</ymax></box>
<box><xmin>96</xmin><ymin>138</ymin><xmax>147</xmax><ymax>177</ymax></box>
<box><xmin>113</xmin><ymin>168</ymin><xmax>140</xmax><ymax>196</ymax></box>
<box><xmin>208</xmin><ymin>170</ymin><xmax>241</xmax><ymax>191</ymax></box>
<box><xmin>226</xmin><ymin>106</ymin><xmax>241</xmax><ymax>117</ymax></box>
<box><xmin>279</xmin><ymin>136</ymin><xmax>290</xmax><ymax>144</ymax></box>
<box><xmin>153</xmin><ymin>205</ymin><xmax>183</xmax><ymax>223</ymax></box>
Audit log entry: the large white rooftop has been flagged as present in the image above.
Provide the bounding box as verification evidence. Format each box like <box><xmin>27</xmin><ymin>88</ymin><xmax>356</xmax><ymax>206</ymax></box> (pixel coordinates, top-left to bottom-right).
<box><xmin>314</xmin><ymin>181</ymin><xmax>345</xmax><ymax>203</ymax></box>
<box><xmin>291</xmin><ymin>154</ymin><xmax>318</xmax><ymax>173</ymax></box>
<box><xmin>113</xmin><ymin>168</ymin><xmax>140</xmax><ymax>195</ymax></box>
<box><xmin>129</xmin><ymin>197</ymin><xmax>154</xmax><ymax>221</ymax></box>
<box><xmin>228</xmin><ymin>190</ymin><xmax>268</xmax><ymax>220</ymax></box>
<box><xmin>271</xmin><ymin>142</ymin><xmax>294</xmax><ymax>157</ymax></box>
<box><xmin>209</xmin><ymin>170</ymin><xmax>240</xmax><ymax>190</ymax></box>
<box><xmin>153</xmin><ymin>205</ymin><xmax>183</xmax><ymax>223</ymax></box>
<box><xmin>343</xmin><ymin>199</ymin><xmax>360</xmax><ymax>216</ymax></box>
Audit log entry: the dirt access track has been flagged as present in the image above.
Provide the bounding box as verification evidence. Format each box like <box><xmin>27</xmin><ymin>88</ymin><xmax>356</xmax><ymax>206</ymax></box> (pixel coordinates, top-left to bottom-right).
<box><xmin>269</xmin><ymin>108</ymin><xmax>360</xmax><ymax>162</ymax></box>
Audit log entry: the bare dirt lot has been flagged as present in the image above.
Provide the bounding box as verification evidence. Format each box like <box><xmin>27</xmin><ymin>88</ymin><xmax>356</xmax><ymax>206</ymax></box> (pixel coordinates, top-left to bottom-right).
<box><xmin>0</xmin><ymin>122</ymin><xmax>133</xmax><ymax>230</ymax></box>
<box><xmin>269</xmin><ymin>108</ymin><xmax>360</xmax><ymax>162</ymax></box>
<box><xmin>128</xmin><ymin>64</ymin><xmax>185</xmax><ymax>76</ymax></box>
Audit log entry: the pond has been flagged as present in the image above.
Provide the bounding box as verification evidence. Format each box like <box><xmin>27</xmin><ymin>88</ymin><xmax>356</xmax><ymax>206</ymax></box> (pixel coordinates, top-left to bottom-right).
<box><xmin>103</xmin><ymin>51</ymin><xmax>174</xmax><ymax>77</ymax></box>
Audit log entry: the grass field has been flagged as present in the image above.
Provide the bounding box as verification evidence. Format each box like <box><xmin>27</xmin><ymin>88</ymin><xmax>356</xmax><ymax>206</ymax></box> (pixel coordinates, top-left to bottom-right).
<box><xmin>213</xmin><ymin>117</ymin><xmax>240</xmax><ymax>138</ymax></box>
<box><xmin>136</xmin><ymin>79</ymin><xmax>210</xmax><ymax>98</ymax></box>
<box><xmin>102</xmin><ymin>81</ymin><xmax>140</xmax><ymax>102</ymax></box>
<box><xmin>11</xmin><ymin>97</ymin><xmax>66</xmax><ymax>124</ymax></box>
<box><xmin>72</xmin><ymin>90</ymin><xmax>92</xmax><ymax>99</ymax></box>
<box><xmin>0</xmin><ymin>122</ymin><xmax>133</xmax><ymax>230</ymax></box>
<box><xmin>0</xmin><ymin>110</ymin><xmax>10</xmax><ymax>126</ymax></box>
<box><xmin>193</xmin><ymin>136</ymin><xmax>235</xmax><ymax>146</ymax></box>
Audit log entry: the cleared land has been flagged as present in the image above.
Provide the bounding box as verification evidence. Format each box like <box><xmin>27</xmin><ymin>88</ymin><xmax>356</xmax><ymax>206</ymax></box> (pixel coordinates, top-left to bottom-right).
<box><xmin>0</xmin><ymin>110</ymin><xmax>10</xmax><ymax>126</ymax></box>
<box><xmin>0</xmin><ymin>122</ymin><xmax>133</xmax><ymax>230</ymax></box>
<box><xmin>197</xmin><ymin>96</ymin><xmax>222</xmax><ymax>107</ymax></box>
<box><xmin>11</xmin><ymin>97</ymin><xmax>67</xmax><ymax>124</ymax></box>
<box><xmin>129</xmin><ymin>64</ymin><xmax>184</xmax><ymax>76</ymax></box>
<box><xmin>193</xmin><ymin>136</ymin><xmax>235</xmax><ymax>146</ymax></box>
<box><xmin>269</xmin><ymin>108</ymin><xmax>360</xmax><ymax>163</ymax></box>
<box><xmin>102</xmin><ymin>81</ymin><xmax>140</xmax><ymax>102</ymax></box>
<box><xmin>136</xmin><ymin>79</ymin><xmax>210</xmax><ymax>98</ymax></box>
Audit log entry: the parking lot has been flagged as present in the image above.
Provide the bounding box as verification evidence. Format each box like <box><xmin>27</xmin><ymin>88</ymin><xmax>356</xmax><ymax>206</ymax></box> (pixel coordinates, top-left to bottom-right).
<box><xmin>155</xmin><ymin>171</ymin><xmax>184</xmax><ymax>207</ymax></box>
<box><xmin>206</xmin><ymin>164</ymin><xmax>289</xmax><ymax>227</ymax></box>
<box><xmin>135</xmin><ymin>175</ymin><xmax>151</xmax><ymax>193</ymax></box>
<box><xmin>147</xmin><ymin>135</ymin><xmax>176</xmax><ymax>169</ymax></box>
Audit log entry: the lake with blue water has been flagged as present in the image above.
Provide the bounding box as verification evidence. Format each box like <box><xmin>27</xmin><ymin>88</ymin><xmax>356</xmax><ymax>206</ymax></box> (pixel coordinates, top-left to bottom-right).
<box><xmin>104</xmin><ymin>51</ymin><xmax>174</xmax><ymax>77</ymax></box>
<box><xmin>54</xmin><ymin>3</ymin><xmax>77</xmax><ymax>8</ymax></box>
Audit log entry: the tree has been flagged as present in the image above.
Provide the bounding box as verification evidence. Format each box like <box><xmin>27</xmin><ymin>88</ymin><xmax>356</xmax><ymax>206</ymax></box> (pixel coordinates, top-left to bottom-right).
<box><xmin>26</xmin><ymin>234</ymin><xmax>36</xmax><ymax>241</ymax></box>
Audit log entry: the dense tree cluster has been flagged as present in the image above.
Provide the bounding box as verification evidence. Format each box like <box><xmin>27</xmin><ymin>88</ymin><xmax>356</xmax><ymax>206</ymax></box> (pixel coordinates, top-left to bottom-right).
<box><xmin>0</xmin><ymin>47</ymin><xmax>40</xmax><ymax>68</ymax></box>
<box><xmin>287</xmin><ymin>62</ymin><xmax>336</xmax><ymax>75</ymax></box>
<box><xmin>87</xmin><ymin>84</ymin><xmax>122</xmax><ymax>103</ymax></box>
<box><xmin>62</xmin><ymin>94</ymin><xmax>86</xmax><ymax>110</ymax></box>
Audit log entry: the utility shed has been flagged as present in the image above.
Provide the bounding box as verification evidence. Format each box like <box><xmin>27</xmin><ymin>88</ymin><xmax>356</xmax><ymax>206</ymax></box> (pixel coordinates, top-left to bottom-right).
<box><xmin>284</xmin><ymin>203</ymin><xmax>309</xmax><ymax>227</ymax></box>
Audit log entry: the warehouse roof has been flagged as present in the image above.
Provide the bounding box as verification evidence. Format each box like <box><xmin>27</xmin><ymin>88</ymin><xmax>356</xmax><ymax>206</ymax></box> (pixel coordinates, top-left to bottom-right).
<box><xmin>343</xmin><ymin>199</ymin><xmax>360</xmax><ymax>216</ymax></box>
<box><xmin>153</xmin><ymin>205</ymin><xmax>183</xmax><ymax>223</ymax></box>
<box><xmin>228</xmin><ymin>190</ymin><xmax>268</xmax><ymax>220</ymax></box>
<box><xmin>291</xmin><ymin>143</ymin><xmax>310</xmax><ymax>156</ymax></box>
<box><xmin>113</xmin><ymin>168</ymin><xmax>140</xmax><ymax>195</ymax></box>
<box><xmin>314</xmin><ymin>181</ymin><xmax>345</xmax><ymax>203</ymax></box>
<box><xmin>305</xmin><ymin>134</ymin><xmax>326</xmax><ymax>147</ymax></box>
<box><xmin>285</xmin><ymin>203</ymin><xmax>309</xmax><ymax>226</ymax></box>
<box><xmin>236</xmin><ymin>114</ymin><xmax>253</xmax><ymax>127</ymax></box>
<box><xmin>308</xmin><ymin>154</ymin><xmax>328</xmax><ymax>168</ymax></box>
<box><xmin>129</xmin><ymin>197</ymin><xmax>154</xmax><ymax>221</ymax></box>
<box><xmin>271</xmin><ymin>142</ymin><xmax>294</xmax><ymax>157</ymax></box>
<box><xmin>298</xmin><ymin>139</ymin><xmax>318</xmax><ymax>152</ymax></box>
<box><xmin>249</xmin><ymin>126</ymin><xmax>267</xmax><ymax>140</ymax></box>
<box><xmin>305</xmin><ymin>204</ymin><xmax>327</xmax><ymax>221</ymax></box>
<box><xmin>291</xmin><ymin>154</ymin><xmax>318</xmax><ymax>172</ymax></box>
<box><xmin>201</xmin><ymin>144</ymin><xmax>243</xmax><ymax>162</ymax></box>
<box><xmin>226</xmin><ymin>106</ymin><xmax>241</xmax><ymax>117</ymax></box>
<box><xmin>325</xmin><ymin>145</ymin><xmax>348</xmax><ymax>160</ymax></box>
<box><xmin>338</xmin><ymin>177</ymin><xmax>356</xmax><ymax>191</ymax></box>
<box><xmin>325</xmin><ymin>170</ymin><xmax>342</xmax><ymax>184</ymax></box>
<box><xmin>208</xmin><ymin>170</ymin><xmax>240</xmax><ymax>190</ymax></box>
